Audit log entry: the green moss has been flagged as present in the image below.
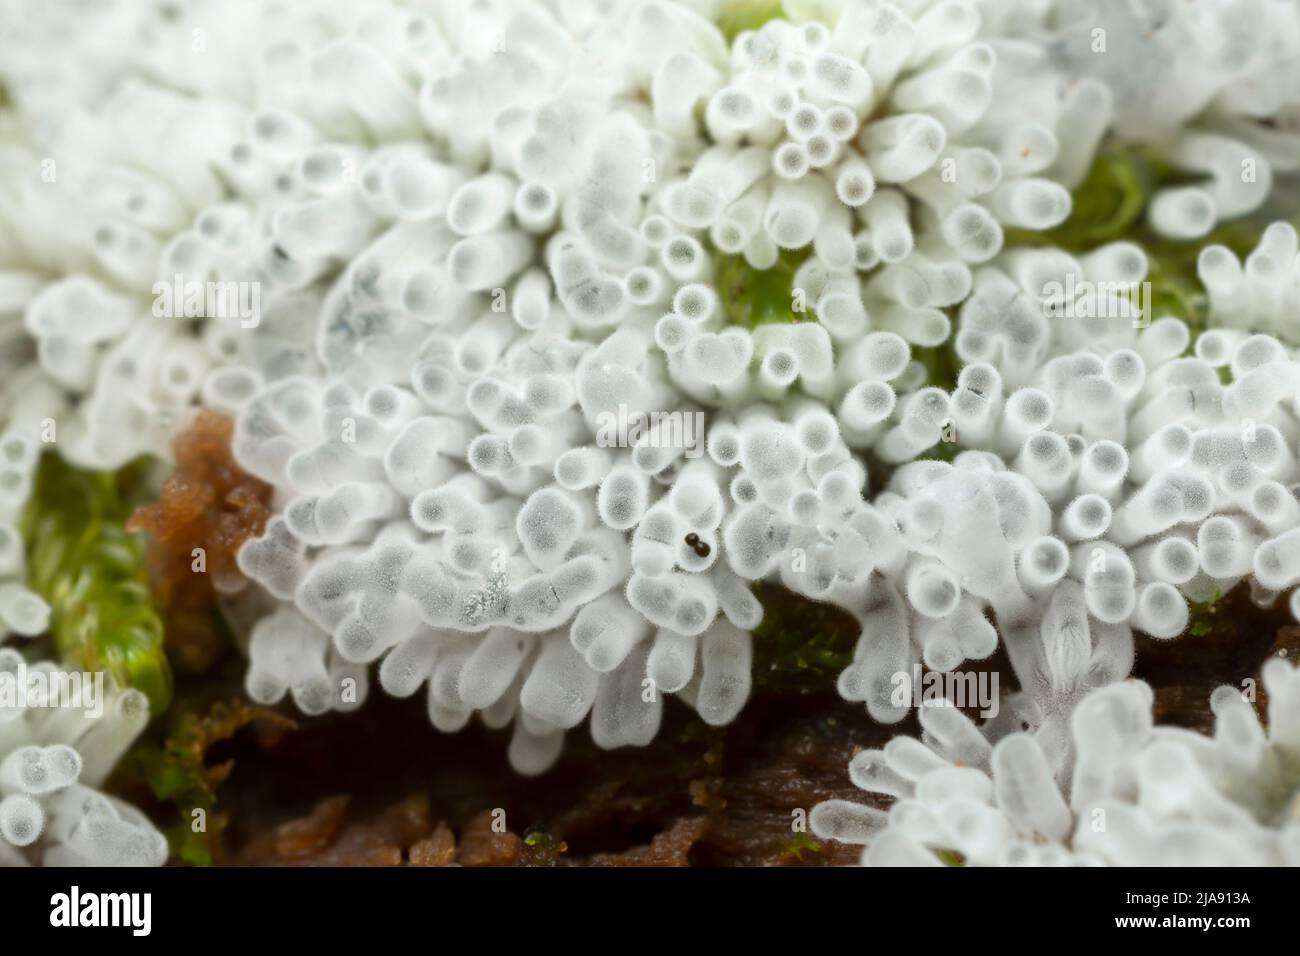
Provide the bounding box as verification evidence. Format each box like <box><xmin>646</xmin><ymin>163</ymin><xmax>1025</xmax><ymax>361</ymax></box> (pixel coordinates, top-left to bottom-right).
<box><xmin>934</xmin><ymin>848</ymin><xmax>965</xmax><ymax>866</ymax></box>
<box><xmin>521</xmin><ymin>828</ymin><xmax>568</xmax><ymax>866</ymax></box>
<box><xmin>924</xmin><ymin>434</ymin><xmax>960</xmax><ymax>463</ymax></box>
<box><xmin>1145</xmin><ymin>253</ymin><xmax>1208</xmax><ymax>331</ymax></box>
<box><xmin>779</xmin><ymin>830</ymin><xmax>823</xmax><ymax>862</ymax></box>
<box><xmin>1188</xmin><ymin>590</ymin><xmax>1225</xmax><ymax>638</ymax></box>
<box><xmin>124</xmin><ymin>698</ymin><xmax>295</xmax><ymax>866</ymax></box>
<box><xmin>20</xmin><ymin>455</ymin><xmax>172</xmax><ymax>714</ymax></box>
<box><xmin>715</xmin><ymin>249</ymin><xmax>814</xmax><ymax>329</ymax></box>
<box><xmin>750</xmin><ymin>580</ymin><xmax>859</xmax><ymax>691</ymax></box>
<box><xmin>912</xmin><ymin>338</ymin><xmax>964</xmax><ymax>393</ymax></box>
<box><xmin>716</xmin><ymin>0</ymin><xmax>787</xmax><ymax>40</ymax></box>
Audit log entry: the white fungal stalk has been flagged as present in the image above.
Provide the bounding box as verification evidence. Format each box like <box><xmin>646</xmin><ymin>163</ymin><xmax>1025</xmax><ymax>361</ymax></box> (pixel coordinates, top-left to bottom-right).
<box><xmin>0</xmin><ymin>426</ymin><xmax>48</xmax><ymax>646</ymax></box>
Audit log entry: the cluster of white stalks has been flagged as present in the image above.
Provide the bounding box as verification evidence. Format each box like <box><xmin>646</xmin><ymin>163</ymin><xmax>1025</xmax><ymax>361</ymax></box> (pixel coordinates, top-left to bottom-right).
<box><xmin>199</xmin><ymin>0</ymin><xmax>1112</xmax><ymax>771</ymax></box>
<box><xmin>1040</xmin><ymin>0</ymin><xmax>1300</xmax><ymax>240</ymax></box>
<box><xmin>0</xmin><ymin>0</ymin><xmax>1298</xmax><ymax>863</ymax></box>
<box><xmin>811</xmin><ymin>658</ymin><xmax>1300</xmax><ymax>866</ymax></box>
<box><xmin>0</xmin><ymin>649</ymin><xmax>167</xmax><ymax>866</ymax></box>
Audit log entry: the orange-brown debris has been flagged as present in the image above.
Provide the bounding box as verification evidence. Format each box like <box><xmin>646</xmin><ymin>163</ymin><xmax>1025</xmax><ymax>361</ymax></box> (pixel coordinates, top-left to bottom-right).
<box><xmin>128</xmin><ymin>409</ymin><xmax>272</xmax><ymax>673</ymax></box>
<box><xmin>455</xmin><ymin>809</ymin><xmax>523</xmax><ymax>866</ymax></box>
<box><xmin>587</xmin><ymin>818</ymin><xmax>706</xmax><ymax>867</ymax></box>
<box><xmin>237</xmin><ymin>795</ymin><xmax>438</xmax><ymax>867</ymax></box>
<box><xmin>408</xmin><ymin>823</ymin><xmax>457</xmax><ymax>867</ymax></box>
<box><xmin>234</xmin><ymin>797</ymin><xmax>525</xmax><ymax>867</ymax></box>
